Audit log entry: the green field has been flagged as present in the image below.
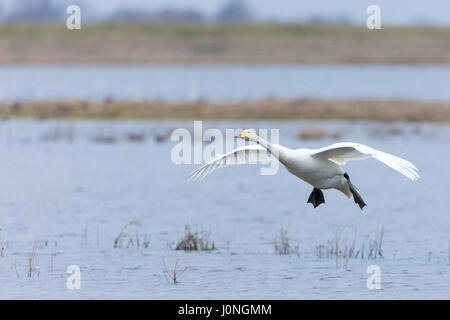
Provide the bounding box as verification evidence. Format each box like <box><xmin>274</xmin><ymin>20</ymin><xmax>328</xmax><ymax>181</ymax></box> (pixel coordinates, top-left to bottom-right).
<box><xmin>0</xmin><ymin>23</ymin><xmax>449</xmax><ymax>64</ymax></box>
<box><xmin>1</xmin><ymin>22</ymin><xmax>450</xmax><ymax>37</ymax></box>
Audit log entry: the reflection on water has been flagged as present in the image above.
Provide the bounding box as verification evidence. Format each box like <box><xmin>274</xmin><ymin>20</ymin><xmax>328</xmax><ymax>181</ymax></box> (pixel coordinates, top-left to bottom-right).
<box><xmin>1</xmin><ymin>65</ymin><xmax>450</xmax><ymax>102</ymax></box>
<box><xmin>0</xmin><ymin>119</ymin><xmax>449</xmax><ymax>299</ymax></box>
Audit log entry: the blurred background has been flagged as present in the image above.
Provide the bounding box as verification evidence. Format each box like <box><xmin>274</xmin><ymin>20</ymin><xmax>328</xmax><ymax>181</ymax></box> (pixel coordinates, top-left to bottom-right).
<box><xmin>0</xmin><ymin>0</ymin><xmax>449</xmax><ymax>24</ymax></box>
<box><xmin>0</xmin><ymin>0</ymin><xmax>449</xmax><ymax>120</ymax></box>
<box><xmin>0</xmin><ymin>0</ymin><xmax>450</xmax><ymax>300</ymax></box>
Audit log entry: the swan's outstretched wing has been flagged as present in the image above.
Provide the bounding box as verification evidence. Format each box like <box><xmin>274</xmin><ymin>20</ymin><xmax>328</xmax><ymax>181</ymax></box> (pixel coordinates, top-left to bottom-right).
<box><xmin>311</xmin><ymin>142</ymin><xmax>419</xmax><ymax>180</ymax></box>
<box><xmin>189</xmin><ymin>144</ymin><xmax>273</xmax><ymax>180</ymax></box>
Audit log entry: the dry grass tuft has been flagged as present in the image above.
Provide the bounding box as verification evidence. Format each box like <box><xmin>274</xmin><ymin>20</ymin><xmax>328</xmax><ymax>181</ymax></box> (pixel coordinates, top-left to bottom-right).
<box><xmin>27</xmin><ymin>239</ymin><xmax>40</xmax><ymax>278</ymax></box>
<box><xmin>40</xmin><ymin>123</ymin><xmax>75</xmax><ymax>142</ymax></box>
<box><xmin>126</xmin><ymin>132</ymin><xmax>146</xmax><ymax>143</ymax></box>
<box><xmin>274</xmin><ymin>227</ymin><xmax>301</xmax><ymax>256</ymax></box>
<box><xmin>315</xmin><ymin>226</ymin><xmax>385</xmax><ymax>269</ymax></box>
<box><xmin>274</xmin><ymin>227</ymin><xmax>291</xmax><ymax>255</ymax></box>
<box><xmin>163</xmin><ymin>259</ymin><xmax>187</xmax><ymax>285</ymax></box>
<box><xmin>175</xmin><ymin>224</ymin><xmax>216</xmax><ymax>252</ymax></box>
<box><xmin>297</xmin><ymin>128</ymin><xmax>326</xmax><ymax>140</ymax></box>
<box><xmin>92</xmin><ymin>134</ymin><xmax>118</xmax><ymax>144</ymax></box>
<box><xmin>114</xmin><ymin>221</ymin><xmax>151</xmax><ymax>249</ymax></box>
<box><xmin>368</xmin><ymin>225</ymin><xmax>385</xmax><ymax>259</ymax></box>
<box><xmin>0</xmin><ymin>229</ymin><xmax>4</xmax><ymax>257</ymax></box>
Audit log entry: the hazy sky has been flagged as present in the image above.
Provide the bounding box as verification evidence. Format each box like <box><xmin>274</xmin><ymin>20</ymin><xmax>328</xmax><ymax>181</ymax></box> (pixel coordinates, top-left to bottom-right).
<box><xmin>1</xmin><ymin>0</ymin><xmax>450</xmax><ymax>25</ymax></box>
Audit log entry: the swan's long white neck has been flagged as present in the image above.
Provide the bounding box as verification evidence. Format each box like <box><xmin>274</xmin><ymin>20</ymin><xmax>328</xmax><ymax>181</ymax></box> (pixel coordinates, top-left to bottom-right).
<box><xmin>252</xmin><ymin>134</ymin><xmax>289</xmax><ymax>160</ymax></box>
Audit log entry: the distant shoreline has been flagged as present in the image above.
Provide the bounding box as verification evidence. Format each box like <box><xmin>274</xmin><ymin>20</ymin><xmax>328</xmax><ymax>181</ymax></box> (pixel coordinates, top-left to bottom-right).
<box><xmin>0</xmin><ymin>23</ymin><xmax>450</xmax><ymax>64</ymax></box>
<box><xmin>2</xmin><ymin>98</ymin><xmax>450</xmax><ymax>122</ymax></box>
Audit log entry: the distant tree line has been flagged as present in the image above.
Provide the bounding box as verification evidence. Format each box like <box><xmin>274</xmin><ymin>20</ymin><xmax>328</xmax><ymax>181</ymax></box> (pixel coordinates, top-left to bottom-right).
<box><xmin>0</xmin><ymin>0</ymin><xmax>254</xmax><ymax>23</ymax></box>
<box><xmin>2</xmin><ymin>0</ymin><xmax>65</xmax><ymax>21</ymax></box>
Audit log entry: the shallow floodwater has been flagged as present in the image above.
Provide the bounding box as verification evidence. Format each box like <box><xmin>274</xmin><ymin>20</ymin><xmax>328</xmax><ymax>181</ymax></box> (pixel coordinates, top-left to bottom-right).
<box><xmin>0</xmin><ymin>119</ymin><xmax>449</xmax><ymax>299</ymax></box>
<box><xmin>1</xmin><ymin>65</ymin><xmax>450</xmax><ymax>102</ymax></box>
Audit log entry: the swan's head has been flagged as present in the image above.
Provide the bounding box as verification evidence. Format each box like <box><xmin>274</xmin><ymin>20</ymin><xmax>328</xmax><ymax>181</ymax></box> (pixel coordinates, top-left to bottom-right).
<box><xmin>238</xmin><ymin>129</ymin><xmax>258</xmax><ymax>142</ymax></box>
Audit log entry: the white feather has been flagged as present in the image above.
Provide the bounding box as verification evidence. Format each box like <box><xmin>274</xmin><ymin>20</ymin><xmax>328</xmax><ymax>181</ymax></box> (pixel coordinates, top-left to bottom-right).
<box><xmin>311</xmin><ymin>142</ymin><xmax>419</xmax><ymax>180</ymax></box>
<box><xmin>188</xmin><ymin>144</ymin><xmax>273</xmax><ymax>180</ymax></box>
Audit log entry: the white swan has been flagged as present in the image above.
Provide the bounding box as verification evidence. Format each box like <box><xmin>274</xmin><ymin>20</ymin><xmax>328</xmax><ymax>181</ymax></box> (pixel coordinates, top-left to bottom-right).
<box><xmin>189</xmin><ymin>129</ymin><xmax>419</xmax><ymax>209</ymax></box>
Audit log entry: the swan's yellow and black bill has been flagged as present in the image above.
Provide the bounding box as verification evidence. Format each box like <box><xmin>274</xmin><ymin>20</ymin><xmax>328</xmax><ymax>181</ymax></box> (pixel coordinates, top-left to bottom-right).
<box><xmin>240</xmin><ymin>131</ymin><xmax>248</xmax><ymax>138</ymax></box>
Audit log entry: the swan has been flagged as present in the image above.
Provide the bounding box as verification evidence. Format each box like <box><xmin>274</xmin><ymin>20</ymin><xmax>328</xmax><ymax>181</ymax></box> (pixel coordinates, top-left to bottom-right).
<box><xmin>189</xmin><ymin>129</ymin><xmax>419</xmax><ymax>210</ymax></box>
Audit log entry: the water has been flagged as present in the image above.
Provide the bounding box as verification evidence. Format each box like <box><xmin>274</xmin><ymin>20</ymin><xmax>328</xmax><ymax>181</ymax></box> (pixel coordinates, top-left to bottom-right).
<box><xmin>0</xmin><ymin>119</ymin><xmax>448</xmax><ymax>299</ymax></box>
<box><xmin>1</xmin><ymin>65</ymin><xmax>450</xmax><ymax>102</ymax></box>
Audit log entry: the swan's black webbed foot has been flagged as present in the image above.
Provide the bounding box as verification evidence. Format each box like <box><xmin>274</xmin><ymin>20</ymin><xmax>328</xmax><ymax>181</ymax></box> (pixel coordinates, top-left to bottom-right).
<box><xmin>344</xmin><ymin>173</ymin><xmax>367</xmax><ymax>210</ymax></box>
<box><xmin>307</xmin><ymin>188</ymin><xmax>325</xmax><ymax>208</ymax></box>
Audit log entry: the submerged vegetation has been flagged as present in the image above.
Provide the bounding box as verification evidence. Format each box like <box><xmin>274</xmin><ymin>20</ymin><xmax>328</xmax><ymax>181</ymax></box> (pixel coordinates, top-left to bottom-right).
<box><xmin>314</xmin><ymin>227</ymin><xmax>385</xmax><ymax>269</ymax></box>
<box><xmin>113</xmin><ymin>222</ymin><xmax>151</xmax><ymax>249</ymax></box>
<box><xmin>27</xmin><ymin>239</ymin><xmax>39</xmax><ymax>278</ymax></box>
<box><xmin>274</xmin><ymin>226</ymin><xmax>386</xmax><ymax>269</ymax></box>
<box><xmin>1</xmin><ymin>220</ymin><xmax>449</xmax><ymax>291</ymax></box>
<box><xmin>175</xmin><ymin>224</ymin><xmax>216</xmax><ymax>252</ymax></box>
<box><xmin>274</xmin><ymin>227</ymin><xmax>300</xmax><ymax>256</ymax></box>
<box><xmin>163</xmin><ymin>259</ymin><xmax>187</xmax><ymax>285</ymax></box>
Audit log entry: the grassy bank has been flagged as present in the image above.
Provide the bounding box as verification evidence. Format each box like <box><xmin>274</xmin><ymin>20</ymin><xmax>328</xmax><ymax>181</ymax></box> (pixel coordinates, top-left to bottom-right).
<box><xmin>2</xmin><ymin>98</ymin><xmax>450</xmax><ymax>122</ymax></box>
<box><xmin>1</xmin><ymin>23</ymin><xmax>450</xmax><ymax>64</ymax></box>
